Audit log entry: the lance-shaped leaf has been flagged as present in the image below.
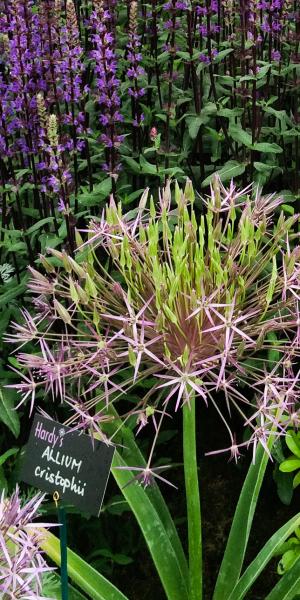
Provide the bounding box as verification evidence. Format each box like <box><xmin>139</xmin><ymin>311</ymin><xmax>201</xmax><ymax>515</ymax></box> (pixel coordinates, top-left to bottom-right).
<box><xmin>41</xmin><ymin>530</ymin><xmax>129</xmax><ymax>600</ymax></box>
<box><xmin>227</xmin><ymin>512</ymin><xmax>300</xmax><ymax>600</ymax></box>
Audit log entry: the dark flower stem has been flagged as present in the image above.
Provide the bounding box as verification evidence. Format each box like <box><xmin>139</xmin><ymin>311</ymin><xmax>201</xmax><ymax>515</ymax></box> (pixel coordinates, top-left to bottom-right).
<box><xmin>165</xmin><ymin>1</ymin><xmax>176</xmax><ymax>169</ymax></box>
<box><xmin>186</xmin><ymin>9</ymin><xmax>204</xmax><ymax>180</ymax></box>
<box><xmin>206</xmin><ymin>1</ymin><xmax>235</xmax><ymax>157</ymax></box>
<box><xmin>151</xmin><ymin>0</ymin><xmax>162</xmax><ymax>109</ymax></box>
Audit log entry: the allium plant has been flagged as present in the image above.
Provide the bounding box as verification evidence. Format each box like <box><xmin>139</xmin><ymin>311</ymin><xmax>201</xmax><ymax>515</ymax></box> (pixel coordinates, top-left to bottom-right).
<box><xmin>0</xmin><ymin>487</ymin><xmax>53</xmax><ymax>600</ymax></box>
<box><xmin>7</xmin><ymin>178</ymin><xmax>300</xmax><ymax>598</ymax></box>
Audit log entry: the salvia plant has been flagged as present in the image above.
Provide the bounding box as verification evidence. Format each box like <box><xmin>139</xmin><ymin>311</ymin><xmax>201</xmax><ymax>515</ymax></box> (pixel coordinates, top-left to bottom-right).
<box><xmin>6</xmin><ymin>178</ymin><xmax>300</xmax><ymax>599</ymax></box>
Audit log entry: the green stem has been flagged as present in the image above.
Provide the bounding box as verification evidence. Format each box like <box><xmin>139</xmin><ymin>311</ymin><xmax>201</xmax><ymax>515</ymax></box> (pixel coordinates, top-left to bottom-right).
<box><xmin>183</xmin><ymin>396</ymin><xmax>202</xmax><ymax>600</ymax></box>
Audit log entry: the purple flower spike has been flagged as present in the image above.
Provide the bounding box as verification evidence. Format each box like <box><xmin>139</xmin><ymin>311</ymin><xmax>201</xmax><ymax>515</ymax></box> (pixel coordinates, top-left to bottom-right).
<box><xmin>89</xmin><ymin>2</ymin><xmax>123</xmax><ymax>177</ymax></box>
<box><xmin>126</xmin><ymin>1</ymin><xmax>145</xmax><ymax>136</ymax></box>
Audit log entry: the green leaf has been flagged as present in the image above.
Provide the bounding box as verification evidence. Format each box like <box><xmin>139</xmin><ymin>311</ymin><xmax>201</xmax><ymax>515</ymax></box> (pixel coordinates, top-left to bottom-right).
<box><xmin>228</xmin><ymin>512</ymin><xmax>300</xmax><ymax>600</ymax></box>
<box><xmin>277</xmin><ymin>549</ymin><xmax>300</xmax><ymax>575</ymax></box>
<box><xmin>282</xmin><ymin>204</ymin><xmax>294</xmax><ymax>215</ymax></box>
<box><xmin>262</xmin><ymin>106</ymin><xmax>290</xmax><ymax>123</ymax></box>
<box><xmin>0</xmin><ymin>279</ymin><xmax>27</xmax><ymax>306</ymax></box>
<box><xmin>102</xmin><ymin>409</ymin><xmax>188</xmax><ymax>600</ymax></box>
<box><xmin>0</xmin><ymin>447</ymin><xmax>18</xmax><ymax>467</ymax></box>
<box><xmin>0</xmin><ymin>387</ymin><xmax>20</xmax><ymax>437</ymax></box>
<box><xmin>43</xmin><ymin>572</ymin><xmax>88</xmax><ymax>599</ymax></box>
<box><xmin>213</xmin><ymin>48</ymin><xmax>234</xmax><ymax>63</ymax></box>
<box><xmin>280</xmin><ymin>458</ymin><xmax>300</xmax><ymax>473</ymax></box>
<box><xmin>121</xmin><ymin>156</ymin><xmax>141</xmax><ymax>174</ymax></box>
<box><xmin>27</xmin><ymin>217</ymin><xmax>55</xmax><ymax>235</ymax></box>
<box><xmin>286</xmin><ymin>432</ymin><xmax>300</xmax><ymax>459</ymax></box>
<box><xmin>229</xmin><ymin>124</ymin><xmax>253</xmax><ymax>148</ymax></box>
<box><xmin>213</xmin><ymin>442</ymin><xmax>273</xmax><ymax>600</ymax></box>
<box><xmin>41</xmin><ymin>531</ymin><xmax>129</xmax><ymax>600</ymax></box>
<box><xmin>274</xmin><ymin>466</ymin><xmax>294</xmax><ymax>505</ymax></box>
<box><xmin>202</xmin><ymin>161</ymin><xmax>246</xmax><ymax>187</ymax></box>
<box><xmin>217</xmin><ymin>108</ymin><xmax>244</xmax><ymax>118</ymax></box>
<box><xmin>267</xmin><ymin>332</ymin><xmax>280</xmax><ymax>366</ymax></box>
<box><xmin>78</xmin><ymin>179</ymin><xmax>112</xmax><ymax>207</ymax></box>
<box><xmin>187</xmin><ymin>116</ymin><xmax>205</xmax><ymax>139</ymax></box>
<box><xmin>140</xmin><ymin>155</ymin><xmax>159</xmax><ymax>176</ymax></box>
<box><xmin>15</xmin><ymin>168</ymin><xmax>30</xmax><ymax>180</ymax></box>
<box><xmin>253</xmin><ymin>142</ymin><xmax>283</xmax><ymax>154</ymax></box>
<box><xmin>293</xmin><ymin>472</ymin><xmax>300</xmax><ymax>489</ymax></box>
<box><xmin>264</xmin><ymin>556</ymin><xmax>300</xmax><ymax>600</ymax></box>
<box><xmin>256</xmin><ymin>64</ymin><xmax>271</xmax><ymax>79</ymax></box>
<box><xmin>201</xmin><ymin>102</ymin><xmax>217</xmax><ymax>116</ymax></box>
<box><xmin>265</xmin><ymin>255</ymin><xmax>277</xmax><ymax>307</ymax></box>
<box><xmin>112</xmin><ymin>451</ymin><xmax>189</xmax><ymax>600</ymax></box>
<box><xmin>254</xmin><ymin>162</ymin><xmax>280</xmax><ymax>173</ymax></box>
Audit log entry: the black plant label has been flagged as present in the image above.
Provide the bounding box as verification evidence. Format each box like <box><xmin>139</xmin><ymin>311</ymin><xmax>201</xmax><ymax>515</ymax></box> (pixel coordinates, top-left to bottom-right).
<box><xmin>19</xmin><ymin>414</ymin><xmax>115</xmax><ymax>516</ymax></box>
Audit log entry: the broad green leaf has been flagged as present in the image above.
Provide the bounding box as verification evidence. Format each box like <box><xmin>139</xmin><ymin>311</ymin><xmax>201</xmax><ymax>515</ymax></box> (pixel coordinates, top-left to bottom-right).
<box><xmin>213</xmin><ymin>48</ymin><xmax>234</xmax><ymax>63</ymax></box>
<box><xmin>202</xmin><ymin>161</ymin><xmax>246</xmax><ymax>187</ymax></box>
<box><xmin>293</xmin><ymin>472</ymin><xmax>300</xmax><ymax>489</ymax></box>
<box><xmin>253</xmin><ymin>142</ymin><xmax>283</xmax><ymax>154</ymax></box>
<box><xmin>217</xmin><ymin>108</ymin><xmax>244</xmax><ymax>118</ymax></box>
<box><xmin>27</xmin><ymin>217</ymin><xmax>55</xmax><ymax>235</ymax></box>
<box><xmin>187</xmin><ymin>116</ymin><xmax>205</xmax><ymax>140</ymax></box>
<box><xmin>280</xmin><ymin>458</ymin><xmax>300</xmax><ymax>472</ymax></box>
<box><xmin>213</xmin><ymin>442</ymin><xmax>272</xmax><ymax>600</ymax></box>
<box><xmin>282</xmin><ymin>204</ymin><xmax>294</xmax><ymax>215</ymax></box>
<box><xmin>278</xmin><ymin>549</ymin><xmax>300</xmax><ymax>575</ymax></box>
<box><xmin>256</xmin><ymin>64</ymin><xmax>271</xmax><ymax>79</ymax></box>
<box><xmin>0</xmin><ymin>387</ymin><xmax>20</xmax><ymax>437</ymax></box>
<box><xmin>201</xmin><ymin>102</ymin><xmax>217</xmax><ymax>116</ymax></box>
<box><xmin>285</xmin><ymin>432</ymin><xmax>300</xmax><ymax>459</ymax></box>
<box><xmin>3</xmin><ymin>242</ymin><xmax>27</xmax><ymax>252</ymax></box>
<box><xmin>78</xmin><ymin>179</ymin><xmax>112</xmax><ymax>207</ymax></box>
<box><xmin>121</xmin><ymin>156</ymin><xmax>140</xmax><ymax>174</ymax></box>
<box><xmin>163</xmin><ymin>166</ymin><xmax>185</xmax><ymax>177</ymax></box>
<box><xmin>262</xmin><ymin>106</ymin><xmax>291</xmax><ymax>124</ymax></box>
<box><xmin>0</xmin><ymin>279</ymin><xmax>27</xmax><ymax>306</ymax></box>
<box><xmin>140</xmin><ymin>155</ymin><xmax>159</xmax><ymax>175</ymax></box>
<box><xmin>0</xmin><ymin>447</ymin><xmax>18</xmax><ymax>467</ymax></box>
<box><xmin>41</xmin><ymin>531</ymin><xmax>129</xmax><ymax>600</ymax></box>
<box><xmin>228</xmin><ymin>512</ymin><xmax>300</xmax><ymax>600</ymax></box>
<box><xmin>177</xmin><ymin>51</ymin><xmax>192</xmax><ymax>60</ymax></box>
<box><xmin>229</xmin><ymin>124</ymin><xmax>253</xmax><ymax>148</ymax></box>
<box><xmin>254</xmin><ymin>162</ymin><xmax>281</xmax><ymax>173</ymax></box>
<box><xmin>264</xmin><ymin>555</ymin><xmax>300</xmax><ymax>600</ymax></box>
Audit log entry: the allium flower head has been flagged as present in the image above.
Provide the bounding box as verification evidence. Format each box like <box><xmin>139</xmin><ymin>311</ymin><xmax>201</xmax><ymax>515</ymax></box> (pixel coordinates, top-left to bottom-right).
<box><xmin>7</xmin><ymin>178</ymin><xmax>300</xmax><ymax>475</ymax></box>
<box><xmin>0</xmin><ymin>487</ymin><xmax>54</xmax><ymax>599</ymax></box>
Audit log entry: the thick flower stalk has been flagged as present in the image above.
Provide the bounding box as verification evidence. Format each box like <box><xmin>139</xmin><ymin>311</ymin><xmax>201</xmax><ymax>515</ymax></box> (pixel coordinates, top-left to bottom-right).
<box><xmin>7</xmin><ymin>178</ymin><xmax>300</xmax><ymax>481</ymax></box>
<box><xmin>0</xmin><ymin>487</ymin><xmax>54</xmax><ymax>599</ymax></box>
